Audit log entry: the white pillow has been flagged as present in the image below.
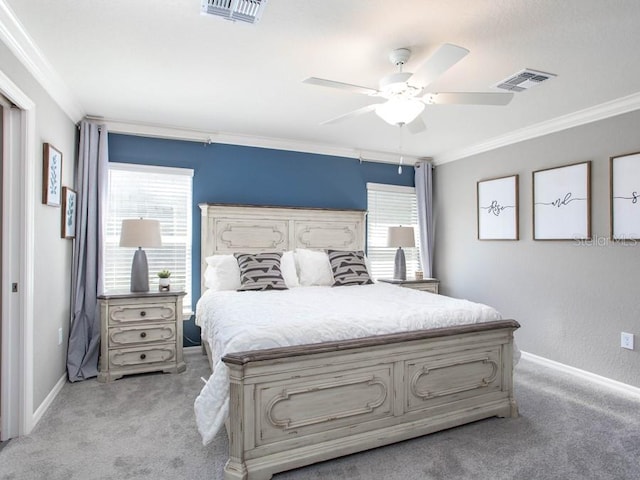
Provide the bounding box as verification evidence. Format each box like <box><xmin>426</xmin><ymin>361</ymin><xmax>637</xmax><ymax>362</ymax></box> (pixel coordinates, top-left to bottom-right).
<box><xmin>204</xmin><ymin>252</ymin><xmax>299</xmax><ymax>290</ymax></box>
<box><xmin>204</xmin><ymin>255</ymin><xmax>241</xmax><ymax>291</ymax></box>
<box><xmin>294</xmin><ymin>248</ymin><xmax>334</xmax><ymax>286</ymax></box>
<box><xmin>281</xmin><ymin>251</ymin><xmax>300</xmax><ymax>288</ymax></box>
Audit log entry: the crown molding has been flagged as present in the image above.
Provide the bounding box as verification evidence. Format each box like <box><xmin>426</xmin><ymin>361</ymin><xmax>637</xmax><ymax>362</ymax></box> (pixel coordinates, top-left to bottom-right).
<box><xmin>104</xmin><ymin>118</ymin><xmax>420</xmax><ymax>165</ymax></box>
<box><xmin>0</xmin><ymin>0</ymin><xmax>84</xmax><ymax>122</ymax></box>
<box><xmin>434</xmin><ymin>92</ymin><xmax>640</xmax><ymax>165</ymax></box>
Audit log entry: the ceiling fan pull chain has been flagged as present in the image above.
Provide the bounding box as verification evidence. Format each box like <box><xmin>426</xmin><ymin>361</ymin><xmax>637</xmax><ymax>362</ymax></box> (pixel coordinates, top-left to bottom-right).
<box><xmin>398</xmin><ymin>123</ymin><xmax>404</xmax><ymax>174</ymax></box>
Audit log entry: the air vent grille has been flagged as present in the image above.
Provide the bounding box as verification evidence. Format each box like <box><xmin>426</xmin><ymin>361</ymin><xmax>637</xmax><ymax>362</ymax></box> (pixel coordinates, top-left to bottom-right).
<box><xmin>201</xmin><ymin>0</ymin><xmax>268</xmax><ymax>24</ymax></box>
<box><xmin>495</xmin><ymin>68</ymin><xmax>556</xmax><ymax>92</ymax></box>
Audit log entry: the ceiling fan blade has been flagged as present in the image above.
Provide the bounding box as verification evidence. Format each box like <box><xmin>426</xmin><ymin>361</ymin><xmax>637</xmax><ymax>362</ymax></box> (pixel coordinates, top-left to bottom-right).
<box><xmin>426</xmin><ymin>92</ymin><xmax>514</xmax><ymax>106</ymax></box>
<box><xmin>303</xmin><ymin>77</ymin><xmax>379</xmax><ymax>96</ymax></box>
<box><xmin>320</xmin><ymin>103</ymin><xmax>379</xmax><ymax>125</ymax></box>
<box><xmin>407</xmin><ymin>117</ymin><xmax>426</xmax><ymax>134</ymax></box>
<box><xmin>411</xmin><ymin>43</ymin><xmax>470</xmax><ymax>87</ymax></box>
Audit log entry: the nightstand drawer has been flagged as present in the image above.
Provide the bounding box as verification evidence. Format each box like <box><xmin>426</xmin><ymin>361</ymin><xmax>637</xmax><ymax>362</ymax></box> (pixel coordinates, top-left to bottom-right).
<box><xmin>108</xmin><ymin>302</ymin><xmax>176</xmax><ymax>326</ymax></box>
<box><xmin>108</xmin><ymin>324</ymin><xmax>176</xmax><ymax>347</ymax></box>
<box><xmin>402</xmin><ymin>283</ymin><xmax>439</xmax><ymax>294</ymax></box>
<box><xmin>378</xmin><ymin>278</ymin><xmax>439</xmax><ymax>294</ymax></box>
<box><xmin>109</xmin><ymin>344</ymin><xmax>176</xmax><ymax>369</ymax></box>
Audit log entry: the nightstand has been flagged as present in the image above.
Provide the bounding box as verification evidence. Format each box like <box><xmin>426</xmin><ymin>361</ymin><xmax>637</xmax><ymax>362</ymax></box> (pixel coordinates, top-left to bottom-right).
<box><xmin>97</xmin><ymin>291</ymin><xmax>186</xmax><ymax>382</ymax></box>
<box><xmin>378</xmin><ymin>278</ymin><xmax>439</xmax><ymax>294</ymax></box>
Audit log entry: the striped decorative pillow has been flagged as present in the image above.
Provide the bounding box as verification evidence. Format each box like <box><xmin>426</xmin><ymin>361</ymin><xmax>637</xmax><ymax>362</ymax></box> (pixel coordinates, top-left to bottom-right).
<box><xmin>234</xmin><ymin>252</ymin><xmax>288</xmax><ymax>291</ymax></box>
<box><xmin>327</xmin><ymin>250</ymin><xmax>373</xmax><ymax>287</ymax></box>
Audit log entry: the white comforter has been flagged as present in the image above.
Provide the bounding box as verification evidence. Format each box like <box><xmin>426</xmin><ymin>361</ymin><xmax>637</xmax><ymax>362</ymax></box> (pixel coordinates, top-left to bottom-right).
<box><xmin>194</xmin><ymin>282</ymin><xmax>503</xmax><ymax>445</ymax></box>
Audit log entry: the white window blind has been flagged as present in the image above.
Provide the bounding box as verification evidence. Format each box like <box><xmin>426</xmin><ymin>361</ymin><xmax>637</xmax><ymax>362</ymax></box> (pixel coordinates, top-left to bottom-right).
<box><xmin>367</xmin><ymin>182</ymin><xmax>421</xmax><ymax>280</ymax></box>
<box><xmin>104</xmin><ymin>163</ymin><xmax>193</xmax><ymax>311</ymax></box>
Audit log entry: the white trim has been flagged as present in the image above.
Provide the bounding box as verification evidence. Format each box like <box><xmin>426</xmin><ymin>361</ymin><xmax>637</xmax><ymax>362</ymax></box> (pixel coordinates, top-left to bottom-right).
<box><xmin>435</xmin><ymin>92</ymin><xmax>640</xmax><ymax>165</ymax></box>
<box><xmin>366</xmin><ymin>182</ymin><xmax>416</xmax><ymax>194</ymax></box>
<box><xmin>520</xmin><ymin>351</ymin><xmax>640</xmax><ymax>399</ymax></box>
<box><xmin>31</xmin><ymin>374</ymin><xmax>66</xmax><ymax>427</ymax></box>
<box><xmin>19</xmin><ymin>91</ymin><xmax>35</xmax><ymax>435</ymax></box>
<box><xmin>0</xmin><ymin>69</ymin><xmax>35</xmax><ymax>437</ymax></box>
<box><xmin>105</xmin><ymin>118</ymin><xmax>420</xmax><ymax>166</ymax></box>
<box><xmin>0</xmin><ymin>102</ymin><xmax>19</xmax><ymax>441</ymax></box>
<box><xmin>109</xmin><ymin>162</ymin><xmax>194</xmax><ymax>177</ymax></box>
<box><xmin>0</xmin><ymin>0</ymin><xmax>83</xmax><ymax>122</ymax></box>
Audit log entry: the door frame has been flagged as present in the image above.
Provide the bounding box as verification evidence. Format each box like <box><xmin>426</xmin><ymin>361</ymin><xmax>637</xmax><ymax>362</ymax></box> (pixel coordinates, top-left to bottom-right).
<box><xmin>0</xmin><ymin>69</ymin><xmax>35</xmax><ymax>439</ymax></box>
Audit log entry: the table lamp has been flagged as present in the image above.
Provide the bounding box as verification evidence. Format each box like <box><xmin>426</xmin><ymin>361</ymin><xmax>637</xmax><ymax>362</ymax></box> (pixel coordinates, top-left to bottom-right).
<box><xmin>387</xmin><ymin>226</ymin><xmax>415</xmax><ymax>280</ymax></box>
<box><xmin>119</xmin><ymin>218</ymin><xmax>162</xmax><ymax>292</ymax></box>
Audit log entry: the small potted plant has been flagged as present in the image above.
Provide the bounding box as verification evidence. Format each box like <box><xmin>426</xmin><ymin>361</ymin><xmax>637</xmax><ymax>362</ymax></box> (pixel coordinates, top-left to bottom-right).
<box><xmin>157</xmin><ymin>269</ymin><xmax>171</xmax><ymax>291</ymax></box>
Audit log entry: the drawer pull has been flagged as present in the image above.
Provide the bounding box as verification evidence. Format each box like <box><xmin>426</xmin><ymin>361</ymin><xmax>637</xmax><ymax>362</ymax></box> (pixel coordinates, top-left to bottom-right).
<box><xmin>139</xmin><ymin>311</ymin><xmax>146</xmax><ymax>317</ymax></box>
<box><xmin>140</xmin><ymin>332</ymin><xmax>147</xmax><ymax>338</ymax></box>
<box><xmin>140</xmin><ymin>353</ymin><xmax>147</xmax><ymax>360</ymax></box>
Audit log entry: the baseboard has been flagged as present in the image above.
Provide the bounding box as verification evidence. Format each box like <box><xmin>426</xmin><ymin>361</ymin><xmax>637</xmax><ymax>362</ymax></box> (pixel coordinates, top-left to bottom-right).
<box><xmin>184</xmin><ymin>346</ymin><xmax>202</xmax><ymax>354</ymax></box>
<box><xmin>31</xmin><ymin>373</ymin><xmax>66</xmax><ymax>429</ymax></box>
<box><xmin>520</xmin><ymin>351</ymin><xmax>640</xmax><ymax>399</ymax></box>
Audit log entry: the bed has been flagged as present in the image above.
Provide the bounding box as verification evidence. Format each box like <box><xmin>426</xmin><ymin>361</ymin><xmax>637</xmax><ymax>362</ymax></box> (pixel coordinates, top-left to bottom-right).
<box><xmin>195</xmin><ymin>204</ymin><xmax>519</xmax><ymax>480</ymax></box>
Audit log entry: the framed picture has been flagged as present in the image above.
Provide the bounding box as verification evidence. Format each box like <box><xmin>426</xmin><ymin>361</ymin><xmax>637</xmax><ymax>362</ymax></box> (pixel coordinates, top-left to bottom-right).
<box><xmin>61</xmin><ymin>187</ymin><xmax>77</xmax><ymax>239</ymax></box>
<box><xmin>42</xmin><ymin>143</ymin><xmax>63</xmax><ymax>206</ymax></box>
<box><xmin>533</xmin><ymin>161</ymin><xmax>591</xmax><ymax>240</ymax></box>
<box><xmin>477</xmin><ymin>175</ymin><xmax>519</xmax><ymax>240</ymax></box>
<box><xmin>610</xmin><ymin>151</ymin><xmax>640</xmax><ymax>240</ymax></box>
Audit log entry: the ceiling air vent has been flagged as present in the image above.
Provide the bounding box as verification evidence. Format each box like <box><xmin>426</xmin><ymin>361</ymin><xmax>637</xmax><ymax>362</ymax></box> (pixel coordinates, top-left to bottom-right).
<box><xmin>201</xmin><ymin>0</ymin><xmax>268</xmax><ymax>24</ymax></box>
<box><xmin>494</xmin><ymin>68</ymin><xmax>557</xmax><ymax>92</ymax></box>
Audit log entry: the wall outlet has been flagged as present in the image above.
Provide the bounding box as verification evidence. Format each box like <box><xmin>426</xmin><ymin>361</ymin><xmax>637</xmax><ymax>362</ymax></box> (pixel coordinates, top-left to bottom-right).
<box><xmin>621</xmin><ymin>332</ymin><xmax>634</xmax><ymax>350</ymax></box>
<box><xmin>58</xmin><ymin>327</ymin><xmax>63</xmax><ymax>346</ymax></box>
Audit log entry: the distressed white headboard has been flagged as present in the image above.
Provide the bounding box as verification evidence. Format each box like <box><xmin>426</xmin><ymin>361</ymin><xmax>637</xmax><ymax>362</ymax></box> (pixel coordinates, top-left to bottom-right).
<box><xmin>199</xmin><ymin>204</ymin><xmax>367</xmax><ymax>290</ymax></box>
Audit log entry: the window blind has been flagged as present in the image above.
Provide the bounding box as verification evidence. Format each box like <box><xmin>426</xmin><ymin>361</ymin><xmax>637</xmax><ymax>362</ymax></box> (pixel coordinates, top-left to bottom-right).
<box><xmin>104</xmin><ymin>163</ymin><xmax>194</xmax><ymax>311</ymax></box>
<box><xmin>367</xmin><ymin>182</ymin><xmax>421</xmax><ymax>280</ymax></box>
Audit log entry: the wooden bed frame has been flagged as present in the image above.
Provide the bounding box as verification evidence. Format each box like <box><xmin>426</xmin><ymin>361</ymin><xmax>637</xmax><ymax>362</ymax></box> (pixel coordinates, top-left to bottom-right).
<box><xmin>199</xmin><ymin>204</ymin><xmax>519</xmax><ymax>480</ymax></box>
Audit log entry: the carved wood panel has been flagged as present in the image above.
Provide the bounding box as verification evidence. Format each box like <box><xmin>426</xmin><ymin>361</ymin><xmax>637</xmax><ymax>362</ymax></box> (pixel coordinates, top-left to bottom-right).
<box><xmin>405</xmin><ymin>348</ymin><xmax>502</xmax><ymax>412</ymax></box>
<box><xmin>256</xmin><ymin>365</ymin><xmax>393</xmax><ymax>445</ymax></box>
<box><xmin>294</xmin><ymin>221</ymin><xmax>360</xmax><ymax>250</ymax></box>
<box><xmin>215</xmin><ymin>220</ymin><xmax>289</xmax><ymax>253</ymax></box>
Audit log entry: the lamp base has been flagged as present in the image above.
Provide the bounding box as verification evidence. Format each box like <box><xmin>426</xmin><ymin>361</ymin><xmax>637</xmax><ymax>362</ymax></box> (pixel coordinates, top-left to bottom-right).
<box><xmin>393</xmin><ymin>247</ymin><xmax>406</xmax><ymax>280</ymax></box>
<box><xmin>130</xmin><ymin>248</ymin><xmax>150</xmax><ymax>292</ymax></box>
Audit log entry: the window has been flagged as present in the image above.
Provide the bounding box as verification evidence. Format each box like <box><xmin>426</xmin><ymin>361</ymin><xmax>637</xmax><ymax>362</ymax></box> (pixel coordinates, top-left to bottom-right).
<box><xmin>366</xmin><ymin>182</ymin><xmax>421</xmax><ymax>279</ymax></box>
<box><xmin>104</xmin><ymin>163</ymin><xmax>194</xmax><ymax>313</ymax></box>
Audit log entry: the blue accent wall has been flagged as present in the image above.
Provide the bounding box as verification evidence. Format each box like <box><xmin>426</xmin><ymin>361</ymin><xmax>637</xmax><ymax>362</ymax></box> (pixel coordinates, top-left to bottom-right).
<box><xmin>108</xmin><ymin>133</ymin><xmax>415</xmax><ymax>345</ymax></box>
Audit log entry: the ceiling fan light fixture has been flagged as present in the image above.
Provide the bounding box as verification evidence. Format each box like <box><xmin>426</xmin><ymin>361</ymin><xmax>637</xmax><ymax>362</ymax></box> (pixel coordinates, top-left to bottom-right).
<box><xmin>379</xmin><ymin>72</ymin><xmax>414</xmax><ymax>96</ymax></box>
<box><xmin>375</xmin><ymin>98</ymin><xmax>425</xmax><ymax>126</ymax></box>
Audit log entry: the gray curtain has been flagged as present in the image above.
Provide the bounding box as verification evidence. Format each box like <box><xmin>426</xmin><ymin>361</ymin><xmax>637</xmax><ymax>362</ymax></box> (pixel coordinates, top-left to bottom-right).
<box><xmin>67</xmin><ymin>121</ymin><xmax>108</xmax><ymax>382</ymax></box>
<box><xmin>415</xmin><ymin>160</ymin><xmax>434</xmax><ymax>277</ymax></box>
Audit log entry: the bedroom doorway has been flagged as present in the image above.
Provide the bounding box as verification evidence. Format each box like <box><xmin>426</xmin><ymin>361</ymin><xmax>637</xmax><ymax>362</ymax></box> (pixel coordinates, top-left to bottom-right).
<box><xmin>0</xmin><ymin>73</ymin><xmax>33</xmax><ymax>441</ymax></box>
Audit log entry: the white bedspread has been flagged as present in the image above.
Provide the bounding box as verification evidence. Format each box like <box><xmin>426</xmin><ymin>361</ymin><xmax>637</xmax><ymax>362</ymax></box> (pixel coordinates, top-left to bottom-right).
<box><xmin>194</xmin><ymin>282</ymin><xmax>504</xmax><ymax>445</ymax></box>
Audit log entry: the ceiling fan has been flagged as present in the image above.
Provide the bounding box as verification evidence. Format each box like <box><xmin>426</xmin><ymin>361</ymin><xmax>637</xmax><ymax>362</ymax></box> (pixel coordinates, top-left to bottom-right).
<box><xmin>303</xmin><ymin>44</ymin><xmax>514</xmax><ymax>133</ymax></box>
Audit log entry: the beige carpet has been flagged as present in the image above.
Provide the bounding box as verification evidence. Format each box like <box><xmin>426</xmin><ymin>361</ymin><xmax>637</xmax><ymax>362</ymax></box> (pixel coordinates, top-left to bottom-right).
<box><xmin>1</xmin><ymin>349</ymin><xmax>639</xmax><ymax>479</ymax></box>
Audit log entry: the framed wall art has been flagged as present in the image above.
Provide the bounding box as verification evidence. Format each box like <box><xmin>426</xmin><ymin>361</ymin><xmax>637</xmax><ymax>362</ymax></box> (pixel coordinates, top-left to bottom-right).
<box><xmin>533</xmin><ymin>161</ymin><xmax>591</xmax><ymax>240</ymax></box>
<box><xmin>610</xmin><ymin>151</ymin><xmax>640</xmax><ymax>240</ymax></box>
<box><xmin>61</xmin><ymin>187</ymin><xmax>76</xmax><ymax>239</ymax></box>
<box><xmin>477</xmin><ymin>174</ymin><xmax>519</xmax><ymax>240</ymax></box>
<box><xmin>42</xmin><ymin>143</ymin><xmax>63</xmax><ymax>206</ymax></box>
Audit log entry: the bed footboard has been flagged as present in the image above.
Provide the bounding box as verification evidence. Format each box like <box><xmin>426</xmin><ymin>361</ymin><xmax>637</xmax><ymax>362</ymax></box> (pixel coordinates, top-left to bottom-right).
<box><xmin>221</xmin><ymin>320</ymin><xmax>519</xmax><ymax>480</ymax></box>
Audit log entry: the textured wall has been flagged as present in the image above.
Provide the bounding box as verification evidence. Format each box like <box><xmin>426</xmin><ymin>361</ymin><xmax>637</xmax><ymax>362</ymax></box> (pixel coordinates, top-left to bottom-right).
<box><xmin>433</xmin><ymin>109</ymin><xmax>640</xmax><ymax>388</ymax></box>
<box><xmin>108</xmin><ymin>133</ymin><xmax>414</xmax><ymax>345</ymax></box>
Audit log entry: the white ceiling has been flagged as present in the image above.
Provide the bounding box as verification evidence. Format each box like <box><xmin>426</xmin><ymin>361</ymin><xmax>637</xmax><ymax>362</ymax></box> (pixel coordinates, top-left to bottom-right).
<box><xmin>4</xmin><ymin>0</ymin><xmax>640</xmax><ymax>164</ymax></box>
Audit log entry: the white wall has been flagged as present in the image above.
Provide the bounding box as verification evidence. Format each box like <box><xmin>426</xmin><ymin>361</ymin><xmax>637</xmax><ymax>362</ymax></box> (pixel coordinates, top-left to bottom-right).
<box><xmin>433</xmin><ymin>109</ymin><xmax>640</xmax><ymax>388</ymax></box>
<box><xmin>0</xmin><ymin>41</ymin><xmax>76</xmax><ymax>410</ymax></box>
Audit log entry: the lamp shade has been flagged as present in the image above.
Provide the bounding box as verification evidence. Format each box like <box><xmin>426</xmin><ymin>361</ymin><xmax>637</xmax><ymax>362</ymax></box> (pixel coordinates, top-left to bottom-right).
<box><xmin>387</xmin><ymin>226</ymin><xmax>415</xmax><ymax>248</ymax></box>
<box><xmin>119</xmin><ymin>219</ymin><xmax>162</xmax><ymax>248</ymax></box>
<box><xmin>375</xmin><ymin>98</ymin><xmax>425</xmax><ymax>126</ymax></box>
